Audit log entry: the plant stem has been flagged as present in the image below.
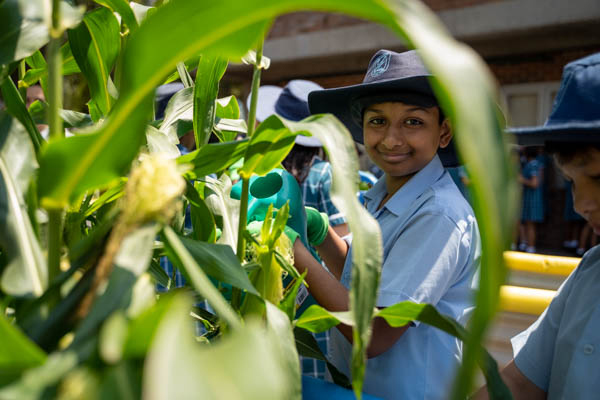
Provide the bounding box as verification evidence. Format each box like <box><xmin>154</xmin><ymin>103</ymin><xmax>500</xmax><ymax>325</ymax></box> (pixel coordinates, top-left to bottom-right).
<box><xmin>18</xmin><ymin>60</ymin><xmax>27</xmax><ymax>102</ymax></box>
<box><xmin>246</xmin><ymin>41</ymin><xmax>263</xmax><ymax>138</ymax></box>
<box><xmin>46</xmin><ymin>0</ymin><xmax>64</xmax><ymax>295</ymax></box>
<box><xmin>47</xmin><ymin>210</ymin><xmax>63</xmax><ymax>288</ymax></box>
<box><xmin>232</xmin><ymin>40</ymin><xmax>264</xmax><ymax>309</ymax></box>
<box><xmin>47</xmin><ymin>0</ymin><xmax>64</xmax><ymax>141</ymax></box>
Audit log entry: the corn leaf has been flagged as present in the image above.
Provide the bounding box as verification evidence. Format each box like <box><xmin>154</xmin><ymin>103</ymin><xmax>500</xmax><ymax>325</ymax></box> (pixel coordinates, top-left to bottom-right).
<box><xmin>0</xmin><ymin>113</ymin><xmax>46</xmax><ymax>298</ymax></box>
<box><xmin>93</xmin><ymin>0</ymin><xmax>139</xmax><ymax>33</ymax></box>
<box><xmin>0</xmin><ymin>314</ymin><xmax>46</xmax><ymax>384</ymax></box>
<box><xmin>161</xmin><ymin>226</ymin><xmax>241</xmax><ymax>329</ymax></box>
<box><xmin>0</xmin><ymin>76</ymin><xmax>43</xmax><ymax>156</ymax></box>
<box><xmin>164</xmin><ymin>231</ymin><xmax>259</xmax><ymax>296</ymax></box>
<box><xmin>193</xmin><ymin>55</ymin><xmax>228</xmax><ymax>147</ymax></box>
<box><xmin>68</xmin><ymin>6</ymin><xmax>121</xmax><ymax>118</ymax></box>
<box><xmin>142</xmin><ymin>293</ymin><xmax>294</xmax><ymax>400</ymax></box>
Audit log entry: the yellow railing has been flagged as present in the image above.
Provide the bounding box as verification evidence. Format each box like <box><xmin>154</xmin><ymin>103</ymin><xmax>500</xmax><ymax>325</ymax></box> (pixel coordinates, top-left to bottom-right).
<box><xmin>503</xmin><ymin>251</ymin><xmax>579</xmax><ymax>277</ymax></box>
<box><xmin>499</xmin><ymin>251</ymin><xmax>581</xmax><ymax>315</ymax></box>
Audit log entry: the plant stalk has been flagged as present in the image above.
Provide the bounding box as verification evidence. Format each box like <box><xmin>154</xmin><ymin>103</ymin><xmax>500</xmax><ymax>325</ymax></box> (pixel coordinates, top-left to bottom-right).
<box><xmin>246</xmin><ymin>41</ymin><xmax>263</xmax><ymax>138</ymax></box>
<box><xmin>232</xmin><ymin>40</ymin><xmax>264</xmax><ymax>310</ymax></box>
<box><xmin>18</xmin><ymin>60</ymin><xmax>27</xmax><ymax>102</ymax></box>
<box><xmin>46</xmin><ymin>0</ymin><xmax>64</xmax><ymax>295</ymax></box>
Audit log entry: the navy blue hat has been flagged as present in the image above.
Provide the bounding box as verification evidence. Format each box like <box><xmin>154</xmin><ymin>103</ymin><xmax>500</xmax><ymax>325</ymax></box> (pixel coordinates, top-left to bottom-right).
<box><xmin>308</xmin><ymin>49</ymin><xmax>458</xmax><ymax>166</ymax></box>
<box><xmin>510</xmin><ymin>52</ymin><xmax>600</xmax><ymax>145</ymax></box>
<box><xmin>155</xmin><ymin>82</ymin><xmax>184</xmax><ymax>120</ymax></box>
<box><xmin>275</xmin><ymin>80</ymin><xmax>324</xmax><ymax>147</ymax></box>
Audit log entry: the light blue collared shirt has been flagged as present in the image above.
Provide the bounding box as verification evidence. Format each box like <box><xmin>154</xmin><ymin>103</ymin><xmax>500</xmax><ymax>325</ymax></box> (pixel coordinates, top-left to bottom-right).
<box><xmin>512</xmin><ymin>245</ymin><xmax>600</xmax><ymax>399</ymax></box>
<box><xmin>328</xmin><ymin>155</ymin><xmax>480</xmax><ymax>400</ymax></box>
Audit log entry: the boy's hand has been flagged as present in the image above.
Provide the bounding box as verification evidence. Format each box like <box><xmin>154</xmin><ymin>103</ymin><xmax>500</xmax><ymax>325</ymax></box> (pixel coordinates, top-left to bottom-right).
<box><xmin>305</xmin><ymin>207</ymin><xmax>329</xmax><ymax>246</ymax></box>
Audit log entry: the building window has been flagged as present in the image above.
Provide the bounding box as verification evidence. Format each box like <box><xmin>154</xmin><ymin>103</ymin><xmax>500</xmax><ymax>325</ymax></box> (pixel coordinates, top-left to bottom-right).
<box><xmin>501</xmin><ymin>82</ymin><xmax>560</xmax><ymax>127</ymax></box>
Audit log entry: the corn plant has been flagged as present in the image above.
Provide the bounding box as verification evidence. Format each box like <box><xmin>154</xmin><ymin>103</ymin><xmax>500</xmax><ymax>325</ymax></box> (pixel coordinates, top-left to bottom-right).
<box><xmin>0</xmin><ymin>0</ymin><xmax>518</xmax><ymax>399</ymax></box>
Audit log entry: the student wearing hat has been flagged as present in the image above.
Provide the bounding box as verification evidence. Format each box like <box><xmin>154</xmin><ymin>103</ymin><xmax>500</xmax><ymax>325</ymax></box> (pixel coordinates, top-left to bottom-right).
<box><xmin>288</xmin><ymin>49</ymin><xmax>481</xmax><ymax>399</ymax></box>
<box><xmin>473</xmin><ymin>53</ymin><xmax>600</xmax><ymax>400</ymax></box>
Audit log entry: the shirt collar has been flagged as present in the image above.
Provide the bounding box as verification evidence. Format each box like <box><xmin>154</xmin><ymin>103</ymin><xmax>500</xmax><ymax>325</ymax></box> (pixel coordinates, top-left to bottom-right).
<box><xmin>363</xmin><ymin>155</ymin><xmax>445</xmax><ymax>216</ymax></box>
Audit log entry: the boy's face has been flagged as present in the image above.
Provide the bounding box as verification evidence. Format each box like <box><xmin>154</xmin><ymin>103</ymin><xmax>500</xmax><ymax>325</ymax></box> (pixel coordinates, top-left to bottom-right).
<box><xmin>362</xmin><ymin>102</ymin><xmax>451</xmax><ymax>190</ymax></box>
<box><xmin>560</xmin><ymin>148</ymin><xmax>600</xmax><ymax>235</ymax></box>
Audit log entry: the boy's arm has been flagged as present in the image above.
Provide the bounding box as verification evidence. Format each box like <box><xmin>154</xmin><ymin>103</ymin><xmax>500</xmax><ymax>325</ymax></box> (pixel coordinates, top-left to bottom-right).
<box><xmin>314</xmin><ymin>225</ymin><xmax>349</xmax><ymax>280</ymax></box>
<box><xmin>293</xmin><ymin>240</ymin><xmax>408</xmax><ymax>358</ymax></box>
<box><xmin>470</xmin><ymin>360</ymin><xmax>546</xmax><ymax>400</ymax></box>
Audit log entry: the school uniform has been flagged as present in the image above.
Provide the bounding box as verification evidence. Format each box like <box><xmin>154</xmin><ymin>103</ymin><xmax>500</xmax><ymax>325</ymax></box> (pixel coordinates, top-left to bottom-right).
<box><xmin>512</xmin><ymin>245</ymin><xmax>600</xmax><ymax>399</ymax></box>
<box><xmin>521</xmin><ymin>159</ymin><xmax>545</xmax><ymax>222</ymax></box>
<box><xmin>302</xmin><ymin>157</ymin><xmax>346</xmax><ymax>227</ymax></box>
<box><xmin>328</xmin><ymin>155</ymin><xmax>481</xmax><ymax>400</ymax></box>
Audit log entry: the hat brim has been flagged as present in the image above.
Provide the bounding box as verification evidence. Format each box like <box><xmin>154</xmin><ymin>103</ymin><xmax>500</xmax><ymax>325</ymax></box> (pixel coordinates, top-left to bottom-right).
<box><xmin>308</xmin><ymin>76</ymin><xmax>460</xmax><ymax>167</ymax></box>
<box><xmin>248</xmin><ymin>86</ymin><xmax>283</xmax><ymax>123</ymax></box>
<box><xmin>508</xmin><ymin>122</ymin><xmax>600</xmax><ymax>146</ymax></box>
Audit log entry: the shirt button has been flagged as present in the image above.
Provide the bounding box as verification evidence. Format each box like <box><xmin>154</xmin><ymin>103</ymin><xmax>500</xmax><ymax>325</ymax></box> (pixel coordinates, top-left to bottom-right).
<box><xmin>583</xmin><ymin>344</ymin><xmax>595</xmax><ymax>355</ymax></box>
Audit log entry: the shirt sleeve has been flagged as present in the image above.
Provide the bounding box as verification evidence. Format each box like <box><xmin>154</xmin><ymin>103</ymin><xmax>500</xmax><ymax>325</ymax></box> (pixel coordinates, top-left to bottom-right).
<box><xmin>376</xmin><ymin>212</ymin><xmax>467</xmax><ymax>309</ymax></box>
<box><xmin>510</xmin><ymin>270</ymin><xmax>577</xmax><ymax>392</ymax></box>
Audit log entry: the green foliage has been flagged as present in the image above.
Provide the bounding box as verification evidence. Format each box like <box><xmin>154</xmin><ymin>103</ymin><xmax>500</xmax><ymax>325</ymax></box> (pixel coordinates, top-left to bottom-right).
<box><xmin>0</xmin><ymin>0</ymin><xmax>517</xmax><ymax>398</ymax></box>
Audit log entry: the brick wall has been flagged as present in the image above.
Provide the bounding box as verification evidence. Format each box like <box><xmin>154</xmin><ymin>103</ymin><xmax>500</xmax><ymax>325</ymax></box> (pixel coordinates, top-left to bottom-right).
<box><xmin>268</xmin><ymin>1</ymin><xmax>505</xmax><ymax>39</ymax></box>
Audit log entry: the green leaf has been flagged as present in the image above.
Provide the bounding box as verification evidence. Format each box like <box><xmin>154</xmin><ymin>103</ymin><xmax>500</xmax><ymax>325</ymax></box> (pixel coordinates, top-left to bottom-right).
<box><xmin>265</xmin><ymin>301</ymin><xmax>301</xmax><ymax>400</ymax></box>
<box><xmin>145</xmin><ymin>124</ymin><xmax>180</xmax><ymax>158</ymax></box>
<box><xmin>272</xmin><ymin>114</ymin><xmax>383</xmax><ymax>396</ymax></box>
<box><xmin>293</xmin><ymin>326</ymin><xmax>351</xmax><ymax>389</ymax></box>
<box><xmin>216</xmin><ymin>95</ymin><xmax>240</xmax><ymax>120</ymax></box>
<box><xmin>203</xmin><ymin>174</ymin><xmax>240</xmax><ymax>250</ymax></box>
<box><xmin>178</xmin><ymin>139</ymin><xmax>249</xmax><ymax>180</ymax></box>
<box><xmin>129</xmin><ymin>2</ymin><xmax>154</xmax><ymax>25</ymax></box>
<box><xmin>294</xmin><ymin>304</ymin><xmax>354</xmax><ymax>333</ymax></box>
<box><xmin>239</xmin><ymin>115</ymin><xmax>298</xmax><ymax>178</ymax></box>
<box><xmin>158</xmin><ymin>85</ymin><xmax>193</xmax><ymax>135</ymax></box>
<box><xmin>142</xmin><ymin>293</ymin><xmax>294</xmax><ymax>400</ymax></box>
<box><xmin>176</xmin><ymin>61</ymin><xmax>194</xmax><ymax>88</ymax></box>
<box><xmin>0</xmin><ymin>351</ymin><xmax>78</xmax><ymax>400</ymax></box>
<box><xmin>167</xmin><ymin>232</ymin><xmax>258</xmax><ymax>296</ymax></box>
<box><xmin>23</xmin><ymin>44</ymin><xmax>81</xmax><ymax>94</ymax></box>
<box><xmin>121</xmin><ymin>294</ymin><xmax>172</xmax><ymax>360</ymax></box>
<box><xmin>0</xmin><ymin>0</ymin><xmax>50</xmax><ymax>65</ymax></box>
<box><xmin>185</xmin><ymin>181</ymin><xmax>216</xmax><ymax>243</ymax></box>
<box><xmin>193</xmin><ymin>55</ymin><xmax>228</xmax><ymax>147</ymax></box>
<box><xmin>278</xmin><ymin>271</ymin><xmax>306</xmax><ymax>322</ymax></box>
<box><xmin>93</xmin><ymin>0</ymin><xmax>139</xmax><ymax>33</ymax></box>
<box><xmin>0</xmin><ymin>76</ymin><xmax>43</xmax><ymax>156</ymax></box>
<box><xmin>0</xmin><ymin>314</ymin><xmax>46</xmax><ymax>384</ymax></box>
<box><xmin>0</xmin><ymin>113</ymin><xmax>47</xmax><ymax>298</ymax></box>
<box><xmin>70</xmin><ymin>224</ymin><xmax>159</xmax><ymax>350</ymax></box>
<box><xmin>68</xmin><ymin>6</ymin><xmax>121</xmax><ymax>118</ymax></box>
<box><xmin>161</xmin><ymin>225</ymin><xmax>241</xmax><ymax>330</ymax></box>
<box><xmin>0</xmin><ymin>0</ymin><xmax>83</xmax><ymax>65</ymax></box>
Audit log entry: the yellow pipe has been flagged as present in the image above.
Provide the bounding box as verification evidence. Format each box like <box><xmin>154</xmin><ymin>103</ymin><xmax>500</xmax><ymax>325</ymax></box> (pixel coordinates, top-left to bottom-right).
<box><xmin>499</xmin><ymin>285</ymin><xmax>556</xmax><ymax>315</ymax></box>
<box><xmin>504</xmin><ymin>251</ymin><xmax>579</xmax><ymax>277</ymax></box>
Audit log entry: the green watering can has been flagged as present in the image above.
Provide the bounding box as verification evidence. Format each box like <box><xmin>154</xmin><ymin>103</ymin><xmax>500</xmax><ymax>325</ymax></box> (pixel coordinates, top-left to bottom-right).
<box><xmin>230</xmin><ymin>168</ymin><xmax>310</xmax><ymax>249</ymax></box>
<box><xmin>231</xmin><ymin>168</ymin><xmax>317</xmax><ymax>312</ymax></box>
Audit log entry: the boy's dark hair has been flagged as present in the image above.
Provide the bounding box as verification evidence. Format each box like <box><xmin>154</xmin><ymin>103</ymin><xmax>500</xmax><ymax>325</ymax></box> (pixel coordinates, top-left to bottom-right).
<box><xmin>282</xmin><ymin>144</ymin><xmax>321</xmax><ymax>184</ymax></box>
<box><xmin>546</xmin><ymin>142</ymin><xmax>600</xmax><ymax>165</ymax></box>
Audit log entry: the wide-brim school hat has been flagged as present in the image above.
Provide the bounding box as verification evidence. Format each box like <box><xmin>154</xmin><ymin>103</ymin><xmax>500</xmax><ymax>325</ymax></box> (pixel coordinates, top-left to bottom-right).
<box><xmin>247</xmin><ymin>85</ymin><xmax>283</xmax><ymax>124</ymax></box>
<box><xmin>249</xmin><ymin>81</ymin><xmax>324</xmax><ymax>147</ymax></box>
<box><xmin>508</xmin><ymin>52</ymin><xmax>600</xmax><ymax>146</ymax></box>
<box><xmin>308</xmin><ymin>49</ymin><xmax>459</xmax><ymax>167</ymax></box>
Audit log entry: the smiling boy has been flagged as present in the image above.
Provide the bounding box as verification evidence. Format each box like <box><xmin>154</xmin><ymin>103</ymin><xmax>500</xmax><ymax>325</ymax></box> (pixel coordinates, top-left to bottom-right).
<box><xmin>473</xmin><ymin>52</ymin><xmax>600</xmax><ymax>400</ymax></box>
<box><xmin>286</xmin><ymin>50</ymin><xmax>481</xmax><ymax>399</ymax></box>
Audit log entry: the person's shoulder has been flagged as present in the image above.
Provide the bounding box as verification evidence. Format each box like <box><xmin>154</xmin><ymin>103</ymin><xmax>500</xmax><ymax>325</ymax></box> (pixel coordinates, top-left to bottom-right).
<box><xmin>419</xmin><ymin>173</ymin><xmax>475</xmax><ymax>228</ymax></box>
<box><xmin>576</xmin><ymin>245</ymin><xmax>600</xmax><ymax>273</ymax></box>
